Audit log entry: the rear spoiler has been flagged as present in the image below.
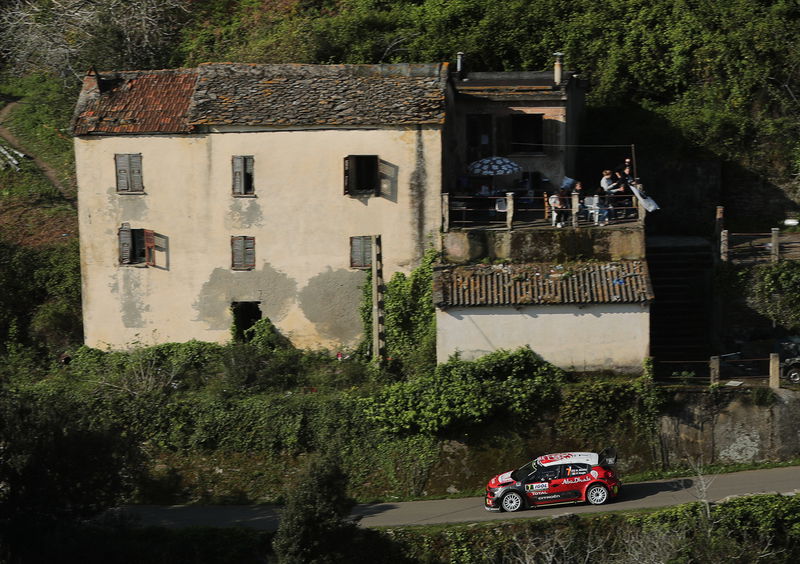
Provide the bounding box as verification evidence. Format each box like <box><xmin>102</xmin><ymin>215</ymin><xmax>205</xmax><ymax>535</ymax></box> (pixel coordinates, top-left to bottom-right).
<box><xmin>599</xmin><ymin>447</ymin><xmax>617</xmax><ymax>466</ymax></box>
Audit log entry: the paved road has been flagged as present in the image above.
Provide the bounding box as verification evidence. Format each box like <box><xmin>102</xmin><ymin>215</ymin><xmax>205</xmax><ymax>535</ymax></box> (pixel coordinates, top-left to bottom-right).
<box><xmin>121</xmin><ymin>465</ymin><xmax>800</xmax><ymax>531</ymax></box>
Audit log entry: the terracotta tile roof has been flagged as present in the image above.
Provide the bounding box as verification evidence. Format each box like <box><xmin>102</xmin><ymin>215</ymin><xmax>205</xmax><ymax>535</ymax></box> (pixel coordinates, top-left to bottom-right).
<box><xmin>433</xmin><ymin>261</ymin><xmax>654</xmax><ymax>308</ymax></box>
<box><xmin>72</xmin><ymin>69</ymin><xmax>198</xmax><ymax>135</ymax></box>
<box><xmin>72</xmin><ymin>63</ymin><xmax>449</xmax><ymax>135</ymax></box>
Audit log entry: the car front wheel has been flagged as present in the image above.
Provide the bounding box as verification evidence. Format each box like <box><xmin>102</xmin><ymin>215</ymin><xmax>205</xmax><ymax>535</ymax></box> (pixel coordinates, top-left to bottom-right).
<box><xmin>585</xmin><ymin>484</ymin><xmax>609</xmax><ymax>505</ymax></box>
<box><xmin>788</xmin><ymin>367</ymin><xmax>800</xmax><ymax>384</ymax></box>
<box><xmin>500</xmin><ymin>491</ymin><xmax>524</xmax><ymax>512</ymax></box>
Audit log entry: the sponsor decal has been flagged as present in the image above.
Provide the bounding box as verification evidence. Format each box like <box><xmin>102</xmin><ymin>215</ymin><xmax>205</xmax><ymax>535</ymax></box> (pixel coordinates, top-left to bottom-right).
<box><xmin>532</xmin><ymin>493</ymin><xmax>562</xmax><ymax>501</ymax></box>
<box><xmin>562</xmin><ymin>476</ymin><xmax>592</xmax><ymax>485</ymax></box>
<box><xmin>538</xmin><ymin>453</ymin><xmax>574</xmax><ymax>465</ymax></box>
<box><xmin>590</xmin><ymin>470</ymin><xmax>598</xmax><ymax>478</ymax></box>
<box><xmin>525</xmin><ymin>482</ymin><xmax>548</xmax><ymax>491</ymax></box>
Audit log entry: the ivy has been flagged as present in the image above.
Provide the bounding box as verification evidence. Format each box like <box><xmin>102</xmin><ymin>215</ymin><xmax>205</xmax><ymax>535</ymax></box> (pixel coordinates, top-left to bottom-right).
<box><xmin>361</xmin><ymin>347</ymin><xmax>564</xmax><ymax>435</ymax></box>
<box><xmin>747</xmin><ymin>260</ymin><xmax>800</xmax><ymax>331</ymax></box>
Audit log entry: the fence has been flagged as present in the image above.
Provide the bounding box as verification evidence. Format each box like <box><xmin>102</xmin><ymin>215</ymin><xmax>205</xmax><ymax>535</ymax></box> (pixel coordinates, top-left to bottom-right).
<box><xmin>654</xmin><ymin>353</ymin><xmax>783</xmax><ymax>388</ymax></box>
<box><xmin>442</xmin><ymin>191</ymin><xmax>644</xmax><ymax>231</ymax></box>
<box><xmin>719</xmin><ymin>228</ymin><xmax>800</xmax><ymax>264</ymax></box>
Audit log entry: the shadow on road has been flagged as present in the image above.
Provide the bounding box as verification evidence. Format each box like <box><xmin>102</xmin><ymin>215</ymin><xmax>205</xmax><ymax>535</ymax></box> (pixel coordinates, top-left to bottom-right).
<box><xmin>351</xmin><ymin>503</ymin><xmax>401</xmax><ymax>519</ymax></box>
<box><xmin>619</xmin><ymin>478</ymin><xmax>693</xmax><ymax>502</ymax></box>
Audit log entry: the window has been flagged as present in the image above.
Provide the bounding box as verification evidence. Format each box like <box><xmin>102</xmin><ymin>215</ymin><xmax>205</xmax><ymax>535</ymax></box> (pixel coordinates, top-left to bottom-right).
<box><xmin>231</xmin><ymin>236</ymin><xmax>256</xmax><ymax>270</ymax></box>
<box><xmin>232</xmin><ymin>156</ymin><xmax>255</xmax><ymax>195</ymax></box>
<box><xmin>344</xmin><ymin>155</ymin><xmax>380</xmax><ymax>196</ymax></box>
<box><xmin>509</xmin><ymin>114</ymin><xmax>543</xmax><ymax>153</ymax></box>
<box><xmin>118</xmin><ymin>222</ymin><xmax>155</xmax><ymax>265</ymax></box>
<box><xmin>115</xmin><ymin>154</ymin><xmax>144</xmax><ymax>193</ymax></box>
<box><xmin>350</xmin><ymin>236</ymin><xmax>373</xmax><ymax>269</ymax></box>
<box><xmin>466</xmin><ymin>114</ymin><xmax>493</xmax><ymax>162</ymax></box>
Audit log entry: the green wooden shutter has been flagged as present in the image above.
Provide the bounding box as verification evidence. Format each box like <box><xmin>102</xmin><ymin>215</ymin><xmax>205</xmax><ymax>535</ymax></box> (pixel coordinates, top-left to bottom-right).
<box><xmin>243</xmin><ymin>236</ymin><xmax>255</xmax><ymax>269</ymax></box>
<box><xmin>129</xmin><ymin>154</ymin><xmax>143</xmax><ymax>191</ymax></box>
<box><xmin>115</xmin><ymin>154</ymin><xmax>130</xmax><ymax>192</ymax></box>
<box><xmin>350</xmin><ymin>236</ymin><xmax>372</xmax><ymax>268</ymax></box>
<box><xmin>244</xmin><ymin>156</ymin><xmax>254</xmax><ymax>194</ymax></box>
<box><xmin>232</xmin><ymin>236</ymin><xmax>255</xmax><ymax>270</ymax></box>
<box><xmin>343</xmin><ymin>155</ymin><xmax>352</xmax><ymax>195</ymax></box>
<box><xmin>232</xmin><ymin>156</ymin><xmax>244</xmax><ymax>195</ymax></box>
<box><xmin>119</xmin><ymin>222</ymin><xmax>132</xmax><ymax>264</ymax></box>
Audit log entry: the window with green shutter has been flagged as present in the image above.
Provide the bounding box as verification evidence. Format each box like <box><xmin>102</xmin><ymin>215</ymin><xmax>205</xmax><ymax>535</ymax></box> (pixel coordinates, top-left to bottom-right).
<box><xmin>350</xmin><ymin>236</ymin><xmax>373</xmax><ymax>269</ymax></box>
<box><xmin>115</xmin><ymin>154</ymin><xmax>144</xmax><ymax>193</ymax></box>
<box><xmin>231</xmin><ymin>236</ymin><xmax>256</xmax><ymax>270</ymax></box>
<box><xmin>232</xmin><ymin>156</ymin><xmax>255</xmax><ymax>195</ymax></box>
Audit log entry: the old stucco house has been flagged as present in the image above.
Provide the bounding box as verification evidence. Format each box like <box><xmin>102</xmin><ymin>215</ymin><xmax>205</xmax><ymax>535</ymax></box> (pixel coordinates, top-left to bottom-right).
<box><xmin>72</xmin><ymin>59</ymin><xmax>594</xmax><ymax>355</ymax></box>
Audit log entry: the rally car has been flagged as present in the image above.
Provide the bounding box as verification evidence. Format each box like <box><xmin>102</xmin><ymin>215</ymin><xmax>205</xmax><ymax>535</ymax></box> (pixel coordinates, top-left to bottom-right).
<box><xmin>484</xmin><ymin>449</ymin><xmax>621</xmax><ymax>512</ymax></box>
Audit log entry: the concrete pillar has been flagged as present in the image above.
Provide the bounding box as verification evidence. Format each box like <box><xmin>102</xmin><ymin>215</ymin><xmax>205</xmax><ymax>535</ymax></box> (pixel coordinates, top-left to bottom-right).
<box><xmin>571</xmin><ymin>192</ymin><xmax>579</xmax><ymax>227</ymax></box>
<box><xmin>771</xmin><ymin>227</ymin><xmax>780</xmax><ymax>262</ymax></box>
<box><xmin>770</xmin><ymin>353</ymin><xmax>781</xmax><ymax>389</ymax></box>
<box><xmin>720</xmin><ymin>230</ymin><xmax>729</xmax><ymax>262</ymax></box>
<box><xmin>441</xmin><ymin>193</ymin><xmax>449</xmax><ymax>233</ymax></box>
<box><xmin>709</xmin><ymin>356</ymin><xmax>720</xmax><ymax>386</ymax></box>
<box><xmin>506</xmin><ymin>192</ymin><xmax>515</xmax><ymax>231</ymax></box>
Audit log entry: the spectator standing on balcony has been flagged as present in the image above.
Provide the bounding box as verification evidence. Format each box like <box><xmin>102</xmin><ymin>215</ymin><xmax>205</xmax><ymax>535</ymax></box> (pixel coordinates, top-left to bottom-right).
<box><xmin>600</xmin><ymin>169</ymin><xmax>622</xmax><ymax>222</ymax></box>
<box><xmin>549</xmin><ymin>188</ymin><xmax>570</xmax><ymax>227</ymax></box>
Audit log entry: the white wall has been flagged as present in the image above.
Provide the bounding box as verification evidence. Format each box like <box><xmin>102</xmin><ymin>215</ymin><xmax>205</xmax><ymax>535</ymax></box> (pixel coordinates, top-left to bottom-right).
<box><xmin>76</xmin><ymin>126</ymin><xmax>442</xmax><ymax>350</ymax></box>
<box><xmin>436</xmin><ymin>304</ymin><xmax>650</xmax><ymax>372</ymax></box>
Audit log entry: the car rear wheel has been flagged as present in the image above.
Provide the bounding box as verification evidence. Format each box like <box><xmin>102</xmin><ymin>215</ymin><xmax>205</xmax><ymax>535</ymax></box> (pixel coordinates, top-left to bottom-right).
<box><xmin>500</xmin><ymin>491</ymin><xmax>524</xmax><ymax>512</ymax></box>
<box><xmin>586</xmin><ymin>484</ymin><xmax>609</xmax><ymax>505</ymax></box>
<box><xmin>788</xmin><ymin>367</ymin><xmax>800</xmax><ymax>384</ymax></box>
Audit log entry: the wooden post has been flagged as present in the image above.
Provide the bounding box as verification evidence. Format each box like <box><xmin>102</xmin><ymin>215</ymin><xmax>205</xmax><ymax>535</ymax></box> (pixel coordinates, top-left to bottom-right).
<box><xmin>709</xmin><ymin>356</ymin><xmax>720</xmax><ymax>386</ymax></box>
<box><xmin>371</xmin><ymin>235</ymin><xmax>385</xmax><ymax>363</ymax></box>
<box><xmin>441</xmin><ymin>193</ymin><xmax>450</xmax><ymax>233</ymax></box>
<box><xmin>506</xmin><ymin>192</ymin><xmax>514</xmax><ymax>231</ymax></box>
<box><xmin>770</xmin><ymin>353</ymin><xmax>781</xmax><ymax>389</ymax></box>
<box><xmin>771</xmin><ymin>227</ymin><xmax>780</xmax><ymax>262</ymax></box>
<box><xmin>720</xmin><ymin>230</ymin><xmax>729</xmax><ymax>262</ymax></box>
<box><xmin>571</xmin><ymin>192</ymin><xmax>579</xmax><ymax>227</ymax></box>
<box><xmin>715</xmin><ymin>206</ymin><xmax>725</xmax><ymax>238</ymax></box>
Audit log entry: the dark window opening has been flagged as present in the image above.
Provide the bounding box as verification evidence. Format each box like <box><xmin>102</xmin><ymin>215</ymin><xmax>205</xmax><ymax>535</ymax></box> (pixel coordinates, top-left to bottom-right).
<box><xmin>350</xmin><ymin>236</ymin><xmax>373</xmax><ymax>269</ymax></box>
<box><xmin>344</xmin><ymin>155</ymin><xmax>380</xmax><ymax>196</ymax></box>
<box><xmin>115</xmin><ymin>153</ymin><xmax>144</xmax><ymax>193</ymax></box>
<box><xmin>232</xmin><ymin>155</ymin><xmax>255</xmax><ymax>195</ymax></box>
<box><xmin>118</xmin><ymin>223</ymin><xmax>155</xmax><ymax>265</ymax></box>
<box><xmin>510</xmin><ymin>114</ymin><xmax>543</xmax><ymax>153</ymax></box>
<box><xmin>231</xmin><ymin>236</ymin><xmax>256</xmax><ymax>270</ymax></box>
<box><xmin>466</xmin><ymin>114</ymin><xmax>492</xmax><ymax>162</ymax></box>
<box><xmin>231</xmin><ymin>301</ymin><xmax>262</xmax><ymax>341</ymax></box>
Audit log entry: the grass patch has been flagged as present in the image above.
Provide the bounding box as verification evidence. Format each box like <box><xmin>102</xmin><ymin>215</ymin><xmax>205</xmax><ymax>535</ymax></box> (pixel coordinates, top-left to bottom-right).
<box><xmin>623</xmin><ymin>458</ymin><xmax>800</xmax><ymax>483</ymax></box>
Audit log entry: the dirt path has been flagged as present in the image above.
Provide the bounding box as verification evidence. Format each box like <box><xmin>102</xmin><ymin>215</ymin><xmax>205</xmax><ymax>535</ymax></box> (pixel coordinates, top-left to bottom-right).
<box><xmin>0</xmin><ymin>100</ymin><xmax>76</xmax><ymax>208</ymax></box>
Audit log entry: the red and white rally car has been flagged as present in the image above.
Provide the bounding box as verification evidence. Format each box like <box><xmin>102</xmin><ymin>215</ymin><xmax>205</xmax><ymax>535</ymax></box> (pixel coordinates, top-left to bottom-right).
<box><xmin>484</xmin><ymin>449</ymin><xmax>621</xmax><ymax>512</ymax></box>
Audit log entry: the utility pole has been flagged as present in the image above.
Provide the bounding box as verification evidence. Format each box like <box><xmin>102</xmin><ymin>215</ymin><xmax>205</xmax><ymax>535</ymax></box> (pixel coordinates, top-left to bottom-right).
<box><xmin>371</xmin><ymin>235</ymin><xmax>385</xmax><ymax>363</ymax></box>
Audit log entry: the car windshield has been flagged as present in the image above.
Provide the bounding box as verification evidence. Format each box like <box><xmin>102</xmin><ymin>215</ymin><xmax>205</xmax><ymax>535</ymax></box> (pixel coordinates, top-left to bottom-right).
<box><xmin>510</xmin><ymin>460</ymin><xmax>538</xmax><ymax>481</ymax></box>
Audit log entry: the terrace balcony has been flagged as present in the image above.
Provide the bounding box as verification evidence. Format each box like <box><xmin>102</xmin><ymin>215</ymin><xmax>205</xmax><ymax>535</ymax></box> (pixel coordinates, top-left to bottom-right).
<box><xmin>440</xmin><ymin>189</ymin><xmax>648</xmax><ymax>264</ymax></box>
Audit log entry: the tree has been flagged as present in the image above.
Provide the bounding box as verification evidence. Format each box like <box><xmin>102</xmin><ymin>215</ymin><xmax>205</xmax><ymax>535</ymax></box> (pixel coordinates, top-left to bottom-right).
<box><xmin>747</xmin><ymin>260</ymin><xmax>800</xmax><ymax>331</ymax></box>
<box><xmin>0</xmin><ymin>384</ymin><xmax>141</xmax><ymax>557</ymax></box>
<box><xmin>271</xmin><ymin>454</ymin><xmax>359</xmax><ymax>563</ymax></box>
<box><xmin>0</xmin><ymin>0</ymin><xmax>190</xmax><ymax>80</ymax></box>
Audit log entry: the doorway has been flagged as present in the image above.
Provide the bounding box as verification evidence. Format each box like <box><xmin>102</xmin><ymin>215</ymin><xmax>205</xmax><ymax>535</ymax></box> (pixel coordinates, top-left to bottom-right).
<box><xmin>231</xmin><ymin>301</ymin><xmax>262</xmax><ymax>341</ymax></box>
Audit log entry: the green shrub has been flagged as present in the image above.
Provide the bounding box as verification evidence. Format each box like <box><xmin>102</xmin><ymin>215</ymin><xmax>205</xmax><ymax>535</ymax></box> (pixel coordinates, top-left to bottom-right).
<box><xmin>361</xmin><ymin>347</ymin><xmax>564</xmax><ymax>435</ymax></box>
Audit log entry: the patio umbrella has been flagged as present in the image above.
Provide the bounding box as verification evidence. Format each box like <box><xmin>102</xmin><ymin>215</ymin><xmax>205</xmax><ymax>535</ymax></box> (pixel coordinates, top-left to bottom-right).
<box><xmin>467</xmin><ymin>156</ymin><xmax>522</xmax><ymax>176</ymax></box>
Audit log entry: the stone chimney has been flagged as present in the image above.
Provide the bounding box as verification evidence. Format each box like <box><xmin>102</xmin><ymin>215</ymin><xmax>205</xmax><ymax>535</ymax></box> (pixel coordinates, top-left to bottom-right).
<box><xmin>553</xmin><ymin>52</ymin><xmax>564</xmax><ymax>85</ymax></box>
